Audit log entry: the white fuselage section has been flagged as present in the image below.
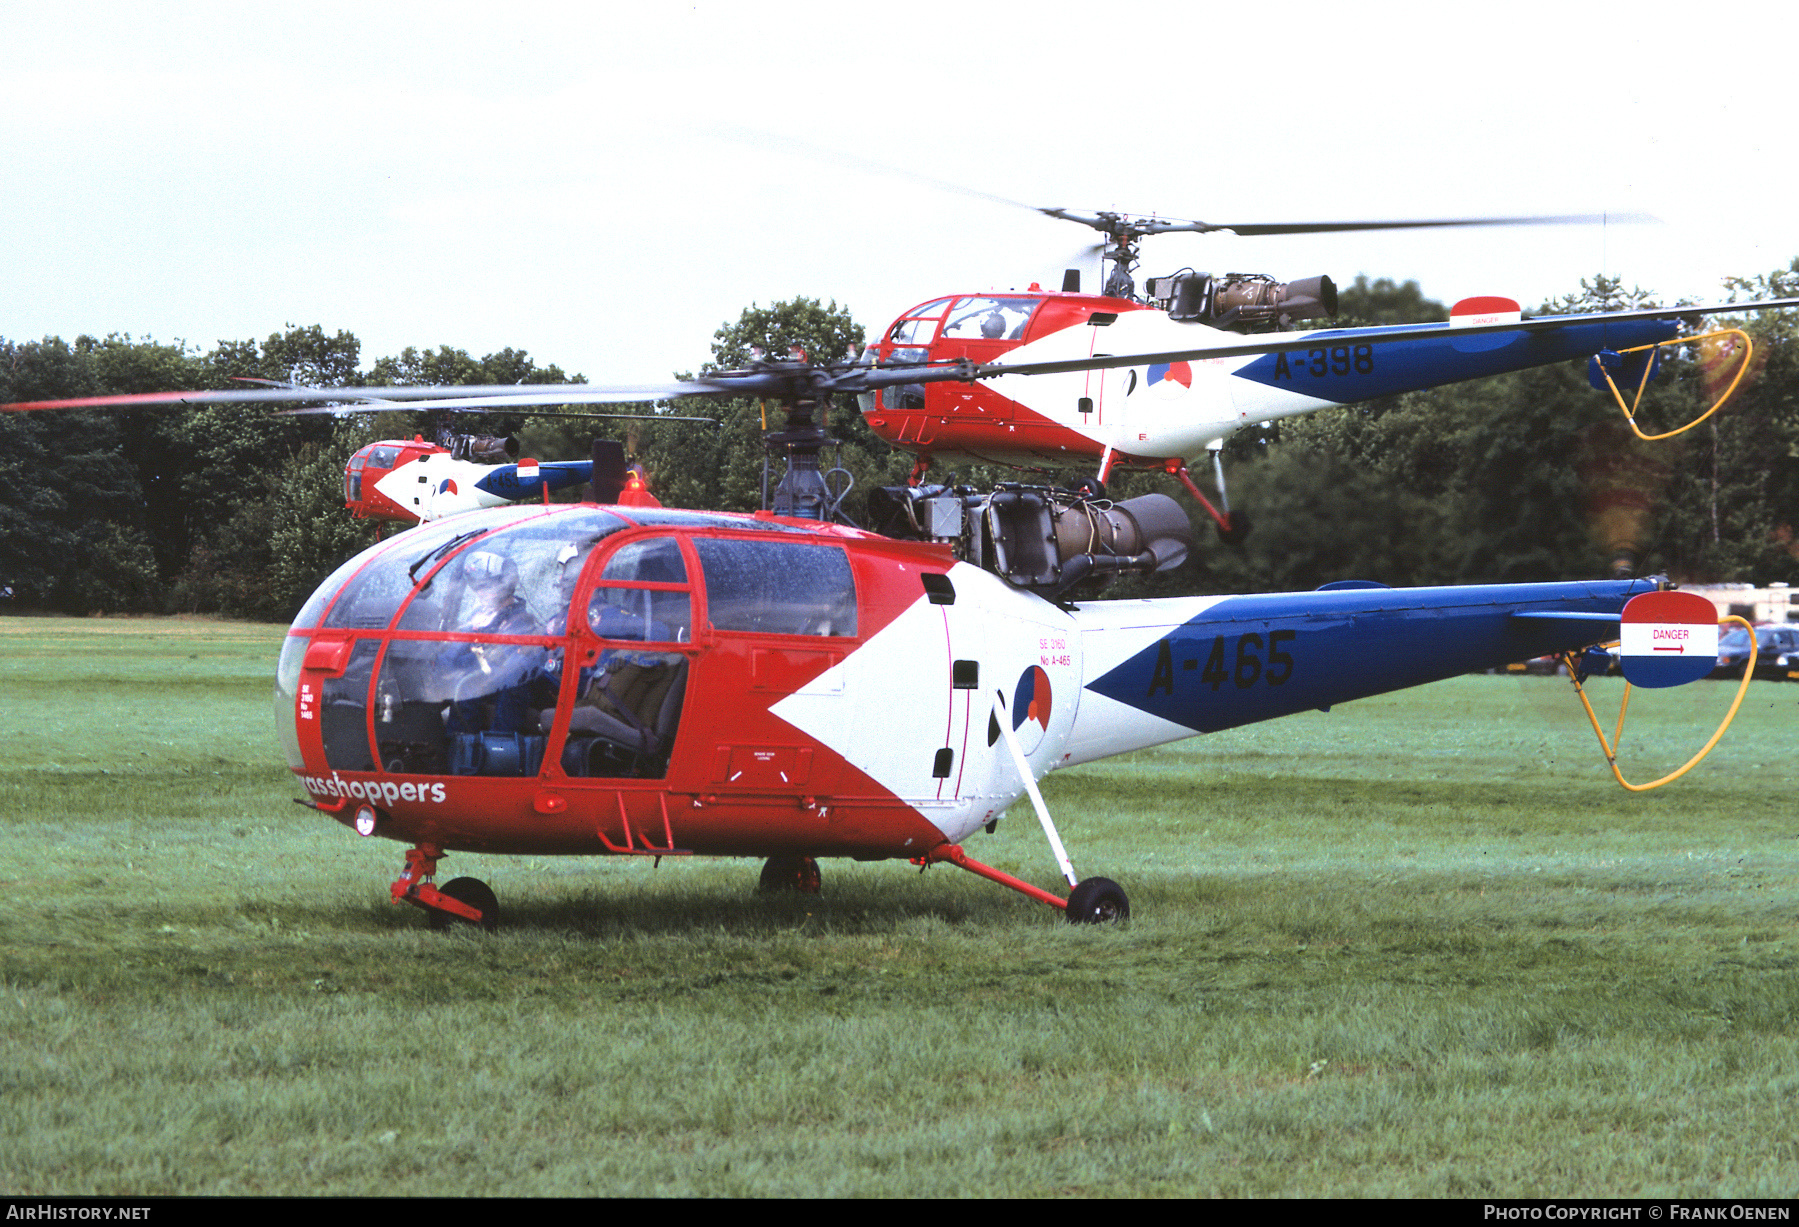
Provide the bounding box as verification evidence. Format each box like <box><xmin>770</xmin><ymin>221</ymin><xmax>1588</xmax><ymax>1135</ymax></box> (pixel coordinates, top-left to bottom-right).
<box><xmin>768</xmin><ymin>562</ymin><xmax>1226</xmax><ymax>844</ymax></box>
<box><xmin>980</xmin><ymin>311</ymin><xmax>1344</xmax><ymax>461</ymax></box>
<box><xmin>370</xmin><ymin>453</ymin><xmax>516</xmax><ymax>523</ymax></box>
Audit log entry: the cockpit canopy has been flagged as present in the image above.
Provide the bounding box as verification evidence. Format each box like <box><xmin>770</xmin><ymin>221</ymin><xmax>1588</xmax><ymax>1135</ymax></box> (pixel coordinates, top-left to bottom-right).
<box><xmin>280</xmin><ymin>506</ymin><xmax>860</xmax><ymax>782</ymax></box>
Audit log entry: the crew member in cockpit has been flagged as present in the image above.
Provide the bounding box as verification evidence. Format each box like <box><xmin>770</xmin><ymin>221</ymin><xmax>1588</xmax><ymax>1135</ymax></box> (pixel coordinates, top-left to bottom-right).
<box><xmin>442</xmin><ymin>549</ymin><xmax>539</xmax><ymax>735</ymax></box>
<box><xmin>534</xmin><ymin>540</ymin><xmax>590</xmax><ymax>709</ymax></box>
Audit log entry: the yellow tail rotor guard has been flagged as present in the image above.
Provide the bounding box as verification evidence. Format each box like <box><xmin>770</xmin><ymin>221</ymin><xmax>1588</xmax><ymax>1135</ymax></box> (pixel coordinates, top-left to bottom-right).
<box><xmin>1561</xmin><ymin>615</ymin><xmax>1756</xmax><ymax>792</ymax></box>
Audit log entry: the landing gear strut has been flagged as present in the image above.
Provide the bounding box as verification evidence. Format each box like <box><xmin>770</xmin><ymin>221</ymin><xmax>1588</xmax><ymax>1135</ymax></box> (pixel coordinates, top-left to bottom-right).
<box><xmin>1166</xmin><ymin>456</ymin><xmax>1250</xmax><ymax>544</ymax></box>
<box><xmin>908</xmin><ymin>688</ymin><xmax>1131</xmax><ymax>924</ymax></box>
<box><xmin>913</xmin><ymin>844</ymin><xmax>1130</xmax><ymax>924</ymax></box>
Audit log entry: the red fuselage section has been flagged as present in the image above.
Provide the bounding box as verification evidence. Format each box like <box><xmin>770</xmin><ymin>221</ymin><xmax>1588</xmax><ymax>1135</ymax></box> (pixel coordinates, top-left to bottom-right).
<box><xmin>276</xmin><ymin>504</ymin><xmax>1056</xmax><ymax>864</ymax></box>
<box><xmin>343</xmin><ymin>437</ymin><xmax>446</xmax><ymax>524</ymax></box>
<box><xmin>862</xmin><ymin>289</ymin><xmax>1147</xmax><ymax>469</ymax></box>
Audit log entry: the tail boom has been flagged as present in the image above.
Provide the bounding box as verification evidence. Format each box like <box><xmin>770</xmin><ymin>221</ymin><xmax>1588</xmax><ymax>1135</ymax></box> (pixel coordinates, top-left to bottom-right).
<box><xmin>1064</xmin><ymin>578</ymin><xmax>1659</xmax><ymax>766</ymax></box>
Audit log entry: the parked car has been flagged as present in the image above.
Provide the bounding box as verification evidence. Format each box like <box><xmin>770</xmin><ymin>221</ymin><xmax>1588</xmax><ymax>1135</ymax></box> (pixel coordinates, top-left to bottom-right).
<box><xmin>1713</xmin><ymin>624</ymin><xmax>1799</xmax><ymax>680</ymax></box>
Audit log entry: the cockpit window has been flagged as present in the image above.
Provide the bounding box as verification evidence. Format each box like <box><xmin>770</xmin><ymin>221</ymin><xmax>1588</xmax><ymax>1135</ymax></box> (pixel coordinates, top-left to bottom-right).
<box><xmin>878</xmin><ymin>346</ymin><xmax>930</xmax><ymax>412</ymax></box>
<box><xmin>941</xmin><ymin>296</ymin><xmax>1036</xmax><ymax>341</ymax></box>
<box><xmin>694</xmin><ymin>538</ymin><xmax>856</xmax><ymax>637</ymax></box>
<box><xmin>562</xmin><ymin>534</ymin><xmax>695</xmax><ymax>779</ymax></box>
<box><xmin>586</xmin><ymin>536</ymin><xmax>692</xmax><ymax>643</ymax></box>
<box><xmin>587</xmin><ymin>588</ymin><xmax>692</xmax><ymax>644</ymax></box>
<box><xmin>600</xmin><ymin>537</ymin><xmax>687</xmax><ymax>584</ymax></box>
<box><xmin>319</xmin><ymin>516</ymin><xmax>499</xmax><ymax>630</ymax></box>
<box><xmin>889</xmin><ymin>297</ymin><xmax>953</xmax><ymax>346</ymax></box>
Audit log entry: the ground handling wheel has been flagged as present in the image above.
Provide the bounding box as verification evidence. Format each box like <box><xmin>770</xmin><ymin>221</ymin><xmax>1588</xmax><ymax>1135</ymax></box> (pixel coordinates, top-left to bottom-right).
<box><xmin>1064</xmin><ymin>877</ymin><xmax>1129</xmax><ymax>924</ymax></box>
<box><xmin>758</xmin><ymin>855</ymin><xmax>822</xmax><ymax>895</ymax></box>
<box><xmin>1215</xmin><ymin>510</ymin><xmax>1252</xmax><ymax>545</ymax></box>
<box><xmin>427</xmin><ymin>876</ymin><xmax>499</xmax><ymax>933</ymax></box>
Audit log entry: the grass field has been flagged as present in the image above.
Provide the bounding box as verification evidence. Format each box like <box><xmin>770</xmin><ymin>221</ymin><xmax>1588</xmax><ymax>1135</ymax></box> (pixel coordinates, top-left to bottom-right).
<box><xmin>2</xmin><ymin>615</ymin><xmax>1796</xmax><ymax>1197</ymax></box>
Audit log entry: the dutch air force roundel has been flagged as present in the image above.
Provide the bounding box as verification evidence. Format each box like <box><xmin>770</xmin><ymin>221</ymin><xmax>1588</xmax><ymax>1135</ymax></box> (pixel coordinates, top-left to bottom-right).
<box><xmin>1148</xmin><ymin>361</ymin><xmax>1193</xmax><ymax>400</ymax></box>
<box><xmin>1010</xmin><ymin>665</ymin><xmax>1052</xmax><ymax>755</ymax></box>
<box><xmin>1618</xmin><ymin>590</ymin><xmax>1719</xmax><ymax>688</ymax></box>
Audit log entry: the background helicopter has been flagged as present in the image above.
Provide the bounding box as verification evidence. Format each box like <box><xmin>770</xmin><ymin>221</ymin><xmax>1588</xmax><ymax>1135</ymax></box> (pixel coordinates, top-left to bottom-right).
<box><xmin>235</xmin><ymin>377</ymin><xmax>705</xmax><ymax>527</ymax></box>
<box><xmin>856</xmin><ymin>206</ymin><xmax>1694</xmax><ymax>542</ymax></box>
<box><xmin>338</xmin><ymin>431</ymin><xmax>661</xmax><ymax>526</ymax></box>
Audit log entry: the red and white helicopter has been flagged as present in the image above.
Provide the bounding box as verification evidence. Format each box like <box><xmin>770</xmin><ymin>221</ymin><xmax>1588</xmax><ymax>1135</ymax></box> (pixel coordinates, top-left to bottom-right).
<box><xmin>8</xmin><ymin>293</ymin><xmax>1783</xmax><ymax>931</ymax></box>
<box><xmin>277</xmin><ymin>494</ymin><xmax>1692</xmax><ymax>930</ymax></box>
<box><xmin>855</xmin><ymin>208</ymin><xmax>1734</xmax><ymax>540</ymax></box>
<box><xmin>255</xmin><ymin>379</ymin><xmax>702</xmax><ymax>527</ymax></box>
<box><xmin>337</xmin><ymin>434</ymin><xmax>662</xmax><ymax>526</ymax></box>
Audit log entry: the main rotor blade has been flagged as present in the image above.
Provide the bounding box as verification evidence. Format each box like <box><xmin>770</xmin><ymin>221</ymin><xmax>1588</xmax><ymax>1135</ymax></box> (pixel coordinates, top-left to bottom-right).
<box><xmin>8</xmin><ymin>299</ymin><xmax>1795</xmax><ymax>416</ymax></box>
<box><xmin>1039</xmin><ymin>208</ymin><xmax>1656</xmax><ymax>238</ymax></box>
<box><xmin>0</xmin><ymin>381</ymin><xmax>719</xmax><ymax>413</ymax></box>
<box><xmin>1199</xmin><ymin>213</ymin><xmax>1657</xmax><ymax>237</ymax></box>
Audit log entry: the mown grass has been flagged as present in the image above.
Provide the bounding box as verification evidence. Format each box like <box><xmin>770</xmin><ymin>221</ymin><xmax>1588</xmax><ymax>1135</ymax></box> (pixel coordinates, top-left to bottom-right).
<box><xmin>1</xmin><ymin>616</ymin><xmax>1796</xmax><ymax>1197</ymax></box>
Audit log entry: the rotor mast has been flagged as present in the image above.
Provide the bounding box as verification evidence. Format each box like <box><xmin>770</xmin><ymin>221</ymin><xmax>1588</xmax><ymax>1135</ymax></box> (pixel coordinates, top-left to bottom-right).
<box><xmin>751</xmin><ymin>357</ymin><xmax>850</xmax><ymax>521</ymax></box>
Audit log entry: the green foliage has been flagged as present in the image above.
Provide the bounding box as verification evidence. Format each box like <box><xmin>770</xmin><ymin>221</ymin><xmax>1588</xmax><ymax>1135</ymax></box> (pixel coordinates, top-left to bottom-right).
<box><xmin>700</xmin><ymin>297</ymin><xmax>865</xmax><ymax>373</ymax></box>
<box><xmin>0</xmin><ymin>329</ymin><xmax>580</xmax><ymax>618</ymax></box>
<box><xmin>265</xmin><ymin>422</ymin><xmax>383</xmax><ymax>613</ymax></box>
<box><xmin>8</xmin><ymin>266</ymin><xmax>1799</xmax><ymax>618</ymax></box>
<box><xmin>1333</xmin><ymin>274</ymin><xmax>1449</xmax><ymax>326</ymax></box>
<box><xmin>0</xmin><ymin>328</ymin><xmax>363</xmax><ymax>616</ymax></box>
<box><xmin>1543</xmin><ymin>272</ymin><xmax>1664</xmax><ymax>315</ymax></box>
<box><xmin>0</xmin><ymin>338</ymin><xmax>172</xmax><ymax>612</ymax></box>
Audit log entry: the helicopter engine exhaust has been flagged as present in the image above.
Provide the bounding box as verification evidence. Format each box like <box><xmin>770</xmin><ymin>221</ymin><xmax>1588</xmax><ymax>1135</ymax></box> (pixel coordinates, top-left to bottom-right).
<box><xmin>868</xmin><ymin>484</ymin><xmax>1193</xmax><ymax>600</ymax></box>
<box><xmin>455</xmin><ymin>434</ymin><xmax>521</xmax><ymax>464</ymax></box>
<box><xmin>1152</xmin><ymin>272</ymin><xmax>1338</xmax><ymax>329</ymax></box>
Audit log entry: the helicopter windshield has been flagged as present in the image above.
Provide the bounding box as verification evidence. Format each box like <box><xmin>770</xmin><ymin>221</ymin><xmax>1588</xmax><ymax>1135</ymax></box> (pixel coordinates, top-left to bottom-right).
<box><xmin>283</xmin><ymin>510</ymin><xmax>856</xmax><ymax>785</ymax></box>
<box><xmin>888</xmin><ymin>298</ymin><xmax>952</xmax><ymax>345</ymax></box>
<box><xmin>296</xmin><ymin>509</ymin><xmax>633</xmax><ymax>778</ymax></box>
<box><xmin>941</xmin><ymin>296</ymin><xmax>1037</xmax><ymax>342</ymax></box>
<box><xmin>294</xmin><ymin>515</ymin><xmax>500</xmax><ymax>630</ymax></box>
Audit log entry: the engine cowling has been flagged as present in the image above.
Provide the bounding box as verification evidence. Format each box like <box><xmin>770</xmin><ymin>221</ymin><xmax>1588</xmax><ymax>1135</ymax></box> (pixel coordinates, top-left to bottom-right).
<box><xmin>1151</xmin><ymin>272</ymin><xmax>1338</xmax><ymax>329</ymax></box>
<box><xmin>868</xmin><ymin>484</ymin><xmax>1193</xmax><ymax>601</ymax></box>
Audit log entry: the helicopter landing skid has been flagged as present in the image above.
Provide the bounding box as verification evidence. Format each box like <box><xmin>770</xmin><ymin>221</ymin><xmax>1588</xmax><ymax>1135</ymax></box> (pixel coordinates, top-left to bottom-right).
<box><xmin>390</xmin><ymin>844</ymin><xmax>492</xmax><ymax>930</ymax></box>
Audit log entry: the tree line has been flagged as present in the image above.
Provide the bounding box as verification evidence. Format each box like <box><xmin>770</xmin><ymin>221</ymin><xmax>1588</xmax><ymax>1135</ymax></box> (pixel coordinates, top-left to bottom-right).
<box><xmin>3</xmin><ymin>273</ymin><xmax>1796</xmax><ymax>622</ymax></box>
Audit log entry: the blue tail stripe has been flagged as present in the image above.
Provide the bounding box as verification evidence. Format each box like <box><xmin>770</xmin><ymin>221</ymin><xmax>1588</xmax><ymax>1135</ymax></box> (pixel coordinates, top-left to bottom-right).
<box><xmin>1087</xmin><ymin>579</ymin><xmax>1658</xmax><ymax>735</ymax></box>
<box><xmin>474</xmin><ymin>461</ymin><xmax>593</xmax><ymax>499</ymax></box>
<box><xmin>1232</xmin><ymin>319</ymin><xmax>1679</xmax><ymax>403</ymax></box>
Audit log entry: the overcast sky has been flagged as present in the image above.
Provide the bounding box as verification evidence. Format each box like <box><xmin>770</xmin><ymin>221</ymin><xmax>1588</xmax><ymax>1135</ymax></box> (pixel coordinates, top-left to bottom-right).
<box><xmin>7</xmin><ymin>1</ymin><xmax>1798</xmax><ymax>383</ymax></box>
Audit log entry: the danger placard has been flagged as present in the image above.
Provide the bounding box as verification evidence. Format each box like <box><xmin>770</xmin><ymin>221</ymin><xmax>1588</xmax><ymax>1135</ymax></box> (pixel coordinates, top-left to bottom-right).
<box><xmin>1618</xmin><ymin>591</ymin><xmax>1719</xmax><ymax>688</ymax></box>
